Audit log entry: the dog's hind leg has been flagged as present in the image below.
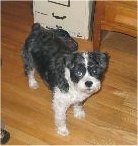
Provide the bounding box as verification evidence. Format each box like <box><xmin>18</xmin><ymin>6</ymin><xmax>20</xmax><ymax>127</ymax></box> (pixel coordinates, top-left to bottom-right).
<box><xmin>22</xmin><ymin>47</ymin><xmax>39</xmax><ymax>89</ymax></box>
<box><xmin>28</xmin><ymin>69</ymin><xmax>39</xmax><ymax>89</ymax></box>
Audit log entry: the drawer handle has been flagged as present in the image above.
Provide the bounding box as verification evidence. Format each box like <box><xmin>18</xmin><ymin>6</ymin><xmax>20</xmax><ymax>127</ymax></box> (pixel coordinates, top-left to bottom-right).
<box><xmin>52</xmin><ymin>12</ymin><xmax>66</xmax><ymax>20</ymax></box>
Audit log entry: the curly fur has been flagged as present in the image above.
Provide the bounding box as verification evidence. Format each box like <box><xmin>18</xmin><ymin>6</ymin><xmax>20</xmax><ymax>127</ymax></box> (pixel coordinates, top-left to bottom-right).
<box><xmin>21</xmin><ymin>23</ymin><xmax>108</xmax><ymax>136</ymax></box>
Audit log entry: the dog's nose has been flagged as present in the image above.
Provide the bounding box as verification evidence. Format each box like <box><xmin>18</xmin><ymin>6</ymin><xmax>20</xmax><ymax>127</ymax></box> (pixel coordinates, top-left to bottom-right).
<box><xmin>85</xmin><ymin>81</ymin><xmax>93</xmax><ymax>87</ymax></box>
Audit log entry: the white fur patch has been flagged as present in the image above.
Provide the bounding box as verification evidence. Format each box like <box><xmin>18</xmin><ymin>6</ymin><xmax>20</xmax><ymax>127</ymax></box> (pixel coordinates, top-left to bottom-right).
<box><xmin>28</xmin><ymin>70</ymin><xmax>39</xmax><ymax>89</ymax></box>
<box><xmin>73</xmin><ymin>103</ymin><xmax>85</xmax><ymax>119</ymax></box>
<box><xmin>52</xmin><ymin>66</ymin><xmax>101</xmax><ymax>136</ymax></box>
<box><xmin>82</xmin><ymin>52</ymin><xmax>88</xmax><ymax>67</ymax></box>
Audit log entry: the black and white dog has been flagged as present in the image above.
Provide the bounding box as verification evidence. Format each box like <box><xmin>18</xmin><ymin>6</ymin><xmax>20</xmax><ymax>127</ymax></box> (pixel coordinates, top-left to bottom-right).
<box><xmin>22</xmin><ymin>23</ymin><xmax>108</xmax><ymax>136</ymax></box>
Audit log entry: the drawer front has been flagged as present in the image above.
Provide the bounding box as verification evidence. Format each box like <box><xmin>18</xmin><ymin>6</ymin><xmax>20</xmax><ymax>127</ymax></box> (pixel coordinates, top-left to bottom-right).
<box><xmin>33</xmin><ymin>1</ymin><xmax>92</xmax><ymax>39</ymax></box>
<box><xmin>104</xmin><ymin>2</ymin><xmax>137</xmax><ymax>28</ymax></box>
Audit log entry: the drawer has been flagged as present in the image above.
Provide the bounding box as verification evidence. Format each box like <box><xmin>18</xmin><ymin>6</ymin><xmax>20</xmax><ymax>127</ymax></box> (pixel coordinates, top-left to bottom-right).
<box><xmin>34</xmin><ymin>11</ymin><xmax>85</xmax><ymax>38</ymax></box>
<box><xmin>33</xmin><ymin>1</ymin><xmax>92</xmax><ymax>39</ymax></box>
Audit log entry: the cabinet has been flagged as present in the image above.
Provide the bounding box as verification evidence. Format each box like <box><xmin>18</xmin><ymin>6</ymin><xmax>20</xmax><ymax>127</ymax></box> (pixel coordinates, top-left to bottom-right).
<box><xmin>33</xmin><ymin>0</ymin><xmax>93</xmax><ymax>39</ymax></box>
<box><xmin>93</xmin><ymin>1</ymin><xmax>137</xmax><ymax>50</ymax></box>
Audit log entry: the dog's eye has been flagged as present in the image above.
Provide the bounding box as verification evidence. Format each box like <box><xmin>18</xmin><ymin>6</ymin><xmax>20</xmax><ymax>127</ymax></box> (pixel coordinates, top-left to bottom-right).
<box><xmin>73</xmin><ymin>64</ymin><xmax>86</xmax><ymax>78</ymax></box>
<box><xmin>75</xmin><ymin>70</ymin><xmax>83</xmax><ymax>77</ymax></box>
<box><xmin>93</xmin><ymin>70</ymin><xmax>97</xmax><ymax>74</ymax></box>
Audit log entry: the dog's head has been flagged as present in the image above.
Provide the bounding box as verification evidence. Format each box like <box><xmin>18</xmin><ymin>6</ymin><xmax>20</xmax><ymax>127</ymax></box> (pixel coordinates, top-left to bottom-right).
<box><xmin>65</xmin><ymin>52</ymin><xmax>109</xmax><ymax>94</ymax></box>
<box><xmin>53</xmin><ymin>29</ymin><xmax>78</xmax><ymax>52</ymax></box>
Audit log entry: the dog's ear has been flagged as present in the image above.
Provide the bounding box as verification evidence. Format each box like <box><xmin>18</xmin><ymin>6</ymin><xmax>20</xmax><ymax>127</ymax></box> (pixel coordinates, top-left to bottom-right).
<box><xmin>99</xmin><ymin>52</ymin><xmax>109</xmax><ymax>69</ymax></box>
<box><xmin>63</xmin><ymin>54</ymin><xmax>75</xmax><ymax>69</ymax></box>
<box><xmin>89</xmin><ymin>52</ymin><xmax>109</xmax><ymax>70</ymax></box>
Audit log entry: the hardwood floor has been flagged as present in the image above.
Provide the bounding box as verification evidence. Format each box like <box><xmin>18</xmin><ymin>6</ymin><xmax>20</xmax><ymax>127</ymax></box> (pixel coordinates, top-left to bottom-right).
<box><xmin>1</xmin><ymin>1</ymin><xmax>137</xmax><ymax>145</ymax></box>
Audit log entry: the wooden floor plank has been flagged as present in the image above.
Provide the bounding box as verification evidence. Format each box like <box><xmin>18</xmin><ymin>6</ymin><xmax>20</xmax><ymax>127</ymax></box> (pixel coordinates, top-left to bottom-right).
<box><xmin>1</xmin><ymin>1</ymin><xmax>137</xmax><ymax>145</ymax></box>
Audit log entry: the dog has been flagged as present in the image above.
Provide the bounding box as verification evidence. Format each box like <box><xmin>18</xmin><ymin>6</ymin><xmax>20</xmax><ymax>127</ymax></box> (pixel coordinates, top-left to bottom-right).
<box><xmin>21</xmin><ymin>23</ymin><xmax>108</xmax><ymax>136</ymax></box>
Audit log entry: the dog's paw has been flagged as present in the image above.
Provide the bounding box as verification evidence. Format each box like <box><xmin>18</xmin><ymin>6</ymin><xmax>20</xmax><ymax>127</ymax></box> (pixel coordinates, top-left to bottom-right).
<box><xmin>29</xmin><ymin>80</ymin><xmax>39</xmax><ymax>89</ymax></box>
<box><xmin>57</xmin><ymin>126</ymin><xmax>69</xmax><ymax>136</ymax></box>
<box><xmin>74</xmin><ymin>109</ymin><xmax>85</xmax><ymax>119</ymax></box>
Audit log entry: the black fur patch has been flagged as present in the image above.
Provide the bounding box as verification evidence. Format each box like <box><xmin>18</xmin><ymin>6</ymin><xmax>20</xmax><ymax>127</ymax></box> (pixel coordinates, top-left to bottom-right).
<box><xmin>70</xmin><ymin>52</ymin><xmax>108</xmax><ymax>83</ymax></box>
<box><xmin>88</xmin><ymin>52</ymin><xmax>108</xmax><ymax>80</ymax></box>
<box><xmin>22</xmin><ymin>23</ymin><xmax>78</xmax><ymax>92</ymax></box>
<box><xmin>70</xmin><ymin>53</ymin><xmax>86</xmax><ymax>83</ymax></box>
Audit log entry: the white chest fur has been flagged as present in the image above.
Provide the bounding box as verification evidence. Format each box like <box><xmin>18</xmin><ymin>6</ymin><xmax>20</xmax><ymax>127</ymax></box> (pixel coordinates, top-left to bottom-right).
<box><xmin>64</xmin><ymin>68</ymin><xmax>92</xmax><ymax>104</ymax></box>
<box><xmin>53</xmin><ymin>67</ymin><xmax>100</xmax><ymax>106</ymax></box>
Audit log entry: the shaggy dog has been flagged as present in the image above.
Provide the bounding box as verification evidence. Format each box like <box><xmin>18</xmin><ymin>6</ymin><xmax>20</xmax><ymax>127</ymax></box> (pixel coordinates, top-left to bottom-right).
<box><xmin>22</xmin><ymin>23</ymin><xmax>108</xmax><ymax>136</ymax></box>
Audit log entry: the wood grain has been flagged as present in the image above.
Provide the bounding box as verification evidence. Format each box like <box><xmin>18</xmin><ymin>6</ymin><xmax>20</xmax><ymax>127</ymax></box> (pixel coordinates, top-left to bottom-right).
<box><xmin>1</xmin><ymin>1</ymin><xmax>137</xmax><ymax>145</ymax></box>
<box><xmin>93</xmin><ymin>1</ymin><xmax>137</xmax><ymax>50</ymax></box>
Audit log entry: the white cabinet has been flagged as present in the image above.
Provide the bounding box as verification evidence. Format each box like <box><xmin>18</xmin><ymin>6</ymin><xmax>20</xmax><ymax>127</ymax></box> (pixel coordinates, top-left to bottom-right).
<box><xmin>33</xmin><ymin>0</ymin><xmax>93</xmax><ymax>39</ymax></box>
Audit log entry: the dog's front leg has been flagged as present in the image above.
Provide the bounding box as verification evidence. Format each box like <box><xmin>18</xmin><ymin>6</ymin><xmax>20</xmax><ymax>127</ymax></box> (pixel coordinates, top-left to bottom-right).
<box><xmin>73</xmin><ymin>102</ymin><xmax>85</xmax><ymax>119</ymax></box>
<box><xmin>52</xmin><ymin>96</ymin><xmax>69</xmax><ymax>136</ymax></box>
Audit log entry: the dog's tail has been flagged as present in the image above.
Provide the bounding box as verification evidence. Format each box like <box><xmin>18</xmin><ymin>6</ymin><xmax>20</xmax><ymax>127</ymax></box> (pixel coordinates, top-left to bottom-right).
<box><xmin>32</xmin><ymin>23</ymin><xmax>41</xmax><ymax>31</ymax></box>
